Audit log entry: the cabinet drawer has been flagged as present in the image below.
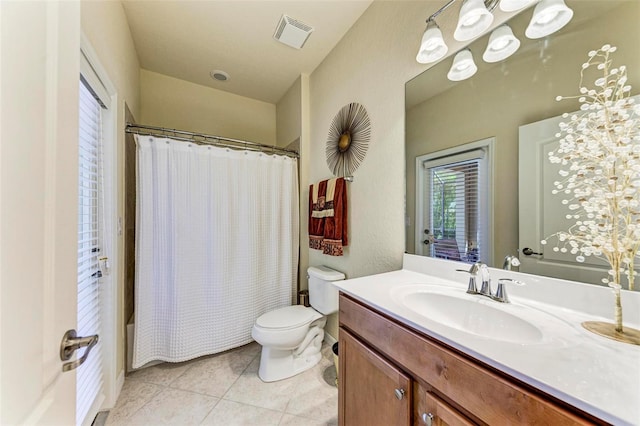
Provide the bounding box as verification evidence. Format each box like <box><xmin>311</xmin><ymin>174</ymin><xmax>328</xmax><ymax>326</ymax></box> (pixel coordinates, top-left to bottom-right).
<box><xmin>422</xmin><ymin>392</ymin><xmax>475</xmax><ymax>426</ymax></box>
<box><xmin>339</xmin><ymin>293</ymin><xmax>595</xmax><ymax>425</ymax></box>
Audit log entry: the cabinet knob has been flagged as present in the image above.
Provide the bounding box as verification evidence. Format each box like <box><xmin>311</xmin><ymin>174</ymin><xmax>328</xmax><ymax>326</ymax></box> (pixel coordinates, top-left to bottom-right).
<box><xmin>422</xmin><ymin>412</ymin><xmax>434</xmax><ymax>426</ymax></box>
<box><xmin>394</xmin><ymin>388</ymin><xmax>405</xmax><ymax>400</ymax></box>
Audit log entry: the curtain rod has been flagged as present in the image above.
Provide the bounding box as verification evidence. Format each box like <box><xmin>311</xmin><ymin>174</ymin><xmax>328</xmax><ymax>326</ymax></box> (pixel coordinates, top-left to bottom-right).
<box><xmin>125</xmin><ymin>123</ymin><xmax>299</xmax><ymax>158</ymax></box>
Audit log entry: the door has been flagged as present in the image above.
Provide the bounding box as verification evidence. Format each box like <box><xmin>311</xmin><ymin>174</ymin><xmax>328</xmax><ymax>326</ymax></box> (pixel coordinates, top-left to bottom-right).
<box><xmin>1</xmin><ymin>1</ymin><xmax>81</xmax><ymax>424</ymax></box>
<box><xmin>415</xmin><ymin>140</ymin><xmax>492</xmax><ymax>264</ymax></box>
<box><xmin>518</xmin><ymin>115</ymin><xmax>612</xmax><ymax>284</ymax></box>
<box><xmin>339</xmin><ymin>329</ymin><xmax>411</xmax><ymax>425</ymax></box>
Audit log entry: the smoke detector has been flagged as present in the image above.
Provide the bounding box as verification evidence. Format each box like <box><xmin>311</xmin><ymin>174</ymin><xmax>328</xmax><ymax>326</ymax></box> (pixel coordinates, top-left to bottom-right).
<box><xmin>273</xmin><ymin>14</ymin><xmax>314</xmax><ymax>49</ymax></box>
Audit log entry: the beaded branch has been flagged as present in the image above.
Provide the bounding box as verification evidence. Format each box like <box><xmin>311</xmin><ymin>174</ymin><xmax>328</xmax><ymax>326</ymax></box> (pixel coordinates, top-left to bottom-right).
<box><xmin>541</xmin><ymin>44</ymin><xmax>640</xmax><ymax>294</ymax></box>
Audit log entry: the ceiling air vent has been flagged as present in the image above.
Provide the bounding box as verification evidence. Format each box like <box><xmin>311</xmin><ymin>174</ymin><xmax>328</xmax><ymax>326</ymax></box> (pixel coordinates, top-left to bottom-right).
<box><xmin>274</xmin><ymin>14</ymin><xmax>314</xmax><ymax>49</ymax></box>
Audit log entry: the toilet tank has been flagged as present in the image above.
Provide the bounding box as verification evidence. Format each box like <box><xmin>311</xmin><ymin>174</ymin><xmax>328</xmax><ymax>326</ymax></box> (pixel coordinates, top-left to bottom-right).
<box><xmin>307</xmin><ymin>266</ymin><xmax>345</xmax><ymax>315</ymax></box>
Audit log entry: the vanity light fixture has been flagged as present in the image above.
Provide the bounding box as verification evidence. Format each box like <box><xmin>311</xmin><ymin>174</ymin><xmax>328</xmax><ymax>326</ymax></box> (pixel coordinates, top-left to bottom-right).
<box><xmin>454</xmin><ymin>0</ymin><xmax>494</xmax><ymax>41</ymax></box>
<box><xmin>482</xmin><ymin>24</ymin><xmax>520</xmax><ymax>63</ymax></box>
<box><xmin>499</xmin><ymin>0</ymin><xmax>537</xmax><ymax>12</ymax></box>
<box><xmin>415</xmin><ymin>0</ymin><xmax>574</xmax><ymax>71</ymax></box>
<box><xmin>525</xmin><ymin>0</ymin><xmax>573</xmax><ymax>39</ymax></box>
<box><xmin>447</xmin><ymin>49</ymin><xmax>478</xmax><ymax>81</ymax></box>
<box><xmin>416</xmin><ymin>19</ymin><xmax>449</xmax><ymax>64</ymax></box>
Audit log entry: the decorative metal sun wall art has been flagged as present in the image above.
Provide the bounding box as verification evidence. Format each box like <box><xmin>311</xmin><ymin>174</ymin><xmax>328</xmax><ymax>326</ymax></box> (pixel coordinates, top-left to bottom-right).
<box><xmin>325</xmin><ymin>102</ymin><xmax>371</xmax><ymax>177</ymax></box>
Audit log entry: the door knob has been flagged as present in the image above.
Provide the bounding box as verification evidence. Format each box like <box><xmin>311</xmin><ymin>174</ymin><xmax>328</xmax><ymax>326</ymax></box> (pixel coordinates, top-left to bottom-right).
<box><xmin>522</xmin><ymin>247</ymin><xmax>543</xmax><ymax>256</ymax></box>
<box><xmin>60</xmin><ymin>329</ymin><xmax>99</xmax><ymax>372</ymax></box>
<box><xmin>422</xmin><ymin>412</ymin><xmax>435</xmax><ymax>426</ymax></box>
<box><xmin>394</xmin><ymin>388</ymin><xmax>405</xmax><ymax>400</ymax></box>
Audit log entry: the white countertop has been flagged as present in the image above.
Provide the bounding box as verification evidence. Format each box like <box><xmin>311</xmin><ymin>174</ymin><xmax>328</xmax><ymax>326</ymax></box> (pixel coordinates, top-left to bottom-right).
<box><xmin>333</xmin><ymin>254</ymin><xmax>640</xmax><ymax>426</ymax></box>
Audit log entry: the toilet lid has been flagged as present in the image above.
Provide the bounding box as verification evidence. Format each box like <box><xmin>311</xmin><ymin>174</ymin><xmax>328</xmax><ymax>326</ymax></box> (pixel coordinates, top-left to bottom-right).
<box><xmin>256</xmin><ymin>305</ymin><xmax>322</xmax><ymax>329</ymax></box>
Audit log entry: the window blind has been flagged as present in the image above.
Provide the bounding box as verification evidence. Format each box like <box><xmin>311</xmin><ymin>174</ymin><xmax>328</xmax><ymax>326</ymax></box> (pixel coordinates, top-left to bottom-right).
<box><xmin>77</xmin><ymin>79</ymin><xmax>105</xmax><ymax>426</ymax></box>
<box><xmin>424</xmin><ymin>148</ymin><xmax>488</xmax><ymax>263</ymax></box>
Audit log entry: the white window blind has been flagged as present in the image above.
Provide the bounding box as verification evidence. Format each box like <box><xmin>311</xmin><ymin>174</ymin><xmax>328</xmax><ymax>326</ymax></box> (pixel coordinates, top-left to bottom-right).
<box><xmin>77</xmin><ymin>78</ymin><xmax>105</xmax><ymax>426</ymax></box>
<box><xmin>424</xmin><ymin>148</ymin><xmax>488</xmax><ymax>263</ymax></box>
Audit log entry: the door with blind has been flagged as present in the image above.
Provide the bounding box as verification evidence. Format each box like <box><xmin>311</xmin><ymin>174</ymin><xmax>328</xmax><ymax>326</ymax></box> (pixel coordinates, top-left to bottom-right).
<box><xmin>76</xmin><ymin>47</ymin><xmax>115</xmax><ymax>425</ymax></box>
<box><xmin>415</xmin><ymin>139</ymin><xmax>493</xmax><ymax>264</ymax></box>
<box><xmin>77</xmin><ymin>77</ymin><xmax>106</xmax><ymax>425</ymax></box>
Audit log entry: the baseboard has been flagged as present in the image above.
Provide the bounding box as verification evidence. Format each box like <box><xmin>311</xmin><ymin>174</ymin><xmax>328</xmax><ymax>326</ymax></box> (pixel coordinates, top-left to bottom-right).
<box><xmin>115</xmin><ymin>369</ymin><xmax>125</xmax><ymax>398</ymax></box>
<box><xmin>324</xmin><ymin>333</ymin><xmax>337</xmax><ymax>347</ymax></box>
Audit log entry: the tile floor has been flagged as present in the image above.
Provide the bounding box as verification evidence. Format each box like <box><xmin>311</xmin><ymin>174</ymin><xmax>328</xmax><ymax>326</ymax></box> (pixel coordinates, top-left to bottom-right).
<box><xmin>105</xmin><ymin>342</ymin><xmax>338</xmax><ymax>426</ymax></box>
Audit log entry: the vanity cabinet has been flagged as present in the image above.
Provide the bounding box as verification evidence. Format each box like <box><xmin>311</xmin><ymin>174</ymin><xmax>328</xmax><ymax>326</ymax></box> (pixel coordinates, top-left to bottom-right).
<box><xmin>340</xmin><ymin>330</ymin><xmax>411</xmax><ymax>425</ymax></box>
<box><xmin>338</xmin><ymin>293</ymin><xmax>599</xmax><ymax>426</ymax></box>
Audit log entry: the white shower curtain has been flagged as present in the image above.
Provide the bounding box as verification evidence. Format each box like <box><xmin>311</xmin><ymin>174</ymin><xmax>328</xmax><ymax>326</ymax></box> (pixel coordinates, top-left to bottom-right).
<box><xmin>133</xmin><ymin>135</ymin><xmax>299</xmax><ymax>368</ymax></box>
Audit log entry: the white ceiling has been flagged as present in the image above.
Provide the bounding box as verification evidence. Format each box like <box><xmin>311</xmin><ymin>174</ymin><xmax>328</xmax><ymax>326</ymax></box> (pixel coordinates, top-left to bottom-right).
<box><xmin>122</xmin><ymin>0</ymin><xmax>373</xmax><ymax>104</ymax></box>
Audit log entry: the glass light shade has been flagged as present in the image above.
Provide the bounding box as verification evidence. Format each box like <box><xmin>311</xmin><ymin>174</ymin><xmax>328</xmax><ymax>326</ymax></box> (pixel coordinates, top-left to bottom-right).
<box><xmin>482</xmin><ymin>24</ymin><xmax>520</xmax><ymax>63</ymax></box>
<box><xmin>499</xmin><ymin>0</ymin><xmax>536</xmax><ymax>12</ymax></box>
<box><xmin>525</xmin><ymin>0</ymin><xmax>573</xmax><ymax>39</ymax></box>
<box><xmin>447</xmin><ymin>49</ymin><xmax>478</xmax><ymax>81</ymax></box>
<box><xmin>416</xmin><ymin>22</ymin><xmax>448</xmax><ymax>64</ymax></box>
<box><xmin>454</xmin><ymin>0</ymin><xmax>494</xmax><ymax>42</ymax></box>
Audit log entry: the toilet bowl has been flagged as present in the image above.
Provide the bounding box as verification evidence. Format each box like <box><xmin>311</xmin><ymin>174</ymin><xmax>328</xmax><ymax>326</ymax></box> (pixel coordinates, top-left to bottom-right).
<box><xmin>252</xmin><ymin>266</ymin><xmax>344</xmax><ymax>382</ymax></box>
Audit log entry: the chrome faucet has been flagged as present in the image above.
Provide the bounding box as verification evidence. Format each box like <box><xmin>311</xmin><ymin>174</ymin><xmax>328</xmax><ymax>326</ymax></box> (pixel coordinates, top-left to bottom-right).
<box><xmin>456</xmin><ymin>262</ymin><xmax>488</xmax><ymax>295</ymax></box>
<box><xmin>457</xmin><ymin>262</ymin><xmax>524</xmax><ymax>303</ymax></box>
<box><xmin>503</xmin><ymin>255</ymin><xmax>521</xmax><ymax>271</ymax></box>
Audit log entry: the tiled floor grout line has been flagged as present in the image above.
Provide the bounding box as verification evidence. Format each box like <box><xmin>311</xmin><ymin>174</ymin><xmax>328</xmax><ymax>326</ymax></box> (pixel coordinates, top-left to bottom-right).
<box><xmin>276</xmin><ymin>411</ymin><xmax>287</xmax><ymax>426</ymax></box>
<box><xmin>217</xmin><ymin>351</ymin><xmax>261</xmax><ymax>403</ymax></box>
<box><xmin>196</xmin><ymin>396</ymin><xmax>223</xmax><ymax>425</ymax></box>
<box><xmin>281</xmin><ymin>394</ymin><xmax>294</xmax><ymax>417</ymax></box>
<box><xmin>118</xmin><ymin>380</ymin><xmax>164</xmax><ymax>423</ymax></box>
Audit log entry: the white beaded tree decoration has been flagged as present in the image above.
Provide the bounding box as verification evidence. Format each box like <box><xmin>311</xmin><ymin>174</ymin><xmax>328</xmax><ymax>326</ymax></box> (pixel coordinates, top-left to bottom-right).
<box><xmin>542</xmin><ymin>44</ymin><xmax>640</xmax><ymax>337</ymax></box>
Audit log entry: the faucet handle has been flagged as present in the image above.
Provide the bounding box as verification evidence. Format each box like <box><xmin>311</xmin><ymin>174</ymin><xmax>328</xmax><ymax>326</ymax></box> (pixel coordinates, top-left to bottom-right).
<box><xmin>492</xmin><ymin>278</ymin><xmax>525</xmax><ymax>303</ymax></box>
<box><xmin>456</xmin><ymin>262</ymin><xmax>485</xmax><ymax>294</ymax></box>
<box><xmin>455</xmin><ymin>261</ymin><xmax>483</xmax><ymax>275</ymax></box>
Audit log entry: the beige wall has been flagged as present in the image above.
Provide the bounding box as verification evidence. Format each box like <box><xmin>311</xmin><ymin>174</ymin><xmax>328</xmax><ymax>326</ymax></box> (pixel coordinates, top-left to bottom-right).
<box><xmin>81</xmin><ymin>0</ymin><xmax>141</xmax><ymax>380</ymax></box>
<box><xmin>276</xmin><ymin>75</ymin><xmax>311</xmax><ymax>297</ymax></box>
<box><xmin>307</xmin><ymin>1</ymin><xmax>434</xmax><ymax>339</ymax></box>
<box><xmin>140</xmin><ymin>69</ymin><xmax>276</xmax><ymax>145</ymax></box>
<box><xmin>276</xmin><ymin>77</ymin><xmax>302</xmax><ymax>148</ymax></box>
<box><xmin>299</xmin><ymin>74</ymin><xmax>311</xmax><ymax>296</ymax></box>
<box><xmin>405</xmin><ymin>2</ymin><xmax>639</xmax><ymax>266</ymax></box>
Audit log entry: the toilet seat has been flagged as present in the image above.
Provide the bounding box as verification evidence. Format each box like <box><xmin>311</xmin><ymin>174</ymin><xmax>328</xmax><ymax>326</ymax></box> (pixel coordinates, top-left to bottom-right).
<box><xmin>256</xmin><ymin>305</ymin><xmax>322</xmax><ymax>330</ymax></box>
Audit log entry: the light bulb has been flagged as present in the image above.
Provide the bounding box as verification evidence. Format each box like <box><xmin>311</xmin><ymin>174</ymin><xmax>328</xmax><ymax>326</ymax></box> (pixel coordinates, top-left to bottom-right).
<box><xmin>483</xmin><ymin>24</ymin><xmax>520</xmax><ymax>63</ymax></box>
<box><xmin>526</xmin><ymin>0</ymin><xmax>573</xmax><ymax>39</ymax></box>
<box><xmin>416</xmin><ymin>21</ymin><xmax>448</xmax><ymax>64</ymax></box>
<box><xmin>448</xmin><ymin>49</ymin><xmax>478</xmax><ymax>81</ymax></box>
<box><xmin>454</xmin><ymin>0</ymin><xmax>494</xmax><ymax>42</ymax></box>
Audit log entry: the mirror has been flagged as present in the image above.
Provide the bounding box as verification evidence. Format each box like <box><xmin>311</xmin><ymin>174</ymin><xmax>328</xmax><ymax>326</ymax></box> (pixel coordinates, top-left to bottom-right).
<box><xmin>405</xmin><ymin>0</ymin><xmax>639</xmax><ymax>284</ymax></box>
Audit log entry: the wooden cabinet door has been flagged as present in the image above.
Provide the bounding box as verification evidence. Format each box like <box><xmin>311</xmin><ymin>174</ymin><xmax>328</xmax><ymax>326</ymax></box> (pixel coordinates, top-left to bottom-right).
<box><xmin>422</xmin><ymin>392</ymin><xmax>475</xmax><ymax>426</ymax></box>
<box><xmin>339</xmin><ymin>329</ymin><xmax>412</xmax><ymax>426</ymax></box>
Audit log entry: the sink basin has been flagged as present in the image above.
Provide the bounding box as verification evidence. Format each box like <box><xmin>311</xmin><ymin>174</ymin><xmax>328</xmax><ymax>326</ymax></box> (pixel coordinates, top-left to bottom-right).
<box><xmin>391</xmin><ymin>285</ymin><xmax>549</xmax><ymax>344</ymax></box>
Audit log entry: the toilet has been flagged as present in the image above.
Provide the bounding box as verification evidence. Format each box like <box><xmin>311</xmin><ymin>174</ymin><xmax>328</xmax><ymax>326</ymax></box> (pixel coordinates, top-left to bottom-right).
<box><xmin>251</xmin><ymin>266</ymin><xmax>345</xmax><ymax>382</ymax></box>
